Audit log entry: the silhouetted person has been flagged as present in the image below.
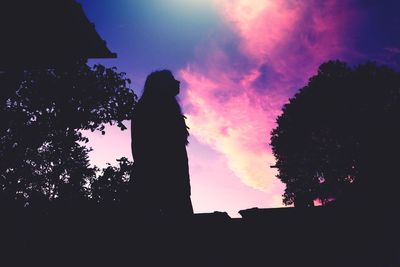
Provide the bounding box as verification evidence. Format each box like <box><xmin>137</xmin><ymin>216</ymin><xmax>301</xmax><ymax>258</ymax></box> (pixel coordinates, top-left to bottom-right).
<box><xmin>130</xmin><ymin>70</ymin><xmax>193</xmax><ymax>219</ymax></box>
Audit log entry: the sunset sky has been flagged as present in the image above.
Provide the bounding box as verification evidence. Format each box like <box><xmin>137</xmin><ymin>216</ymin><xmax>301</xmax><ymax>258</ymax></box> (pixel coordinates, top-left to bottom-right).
<box><xmin>77</xmin><ymin>0</ymin><xmax>399</xmax><ymax>217</ymax></box>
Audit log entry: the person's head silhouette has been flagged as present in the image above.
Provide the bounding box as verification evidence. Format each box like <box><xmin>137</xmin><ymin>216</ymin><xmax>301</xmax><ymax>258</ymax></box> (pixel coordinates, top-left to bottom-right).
<box><xmin>142</xmin><ymin>70</ymin><xmax>180</xmax><ymax>99</ymax></box>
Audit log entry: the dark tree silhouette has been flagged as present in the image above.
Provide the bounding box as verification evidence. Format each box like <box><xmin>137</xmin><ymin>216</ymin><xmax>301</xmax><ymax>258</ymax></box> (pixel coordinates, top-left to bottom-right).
<box><xmin>0</xmin><ymin>60</ymin><xmax>137</xmax><ymax>209</ymax></box>
<box><xmin>131</xmin><ymin>70</ymin><xmax>193</xmax><ymax>218</ymax></box>
<box><xmin>90</xmin><ymin>157</ymin><xmax>133</xmax><ymax>206</ymax></box>
<box><xmin>271</xmin><ymin>60</ymin><xmax>400</xmax><ymax>207</ymax></box>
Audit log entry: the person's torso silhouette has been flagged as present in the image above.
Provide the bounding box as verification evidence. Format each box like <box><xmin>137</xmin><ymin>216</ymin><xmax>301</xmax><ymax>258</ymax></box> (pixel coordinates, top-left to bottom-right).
<box><xmin>130</xmin><ymin>70</ymin><xmax>193</xmax><ymax>219</ymax></box>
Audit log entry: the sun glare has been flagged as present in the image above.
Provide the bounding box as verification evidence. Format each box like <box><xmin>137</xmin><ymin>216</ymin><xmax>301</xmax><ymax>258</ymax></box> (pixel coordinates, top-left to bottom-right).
<box><xmin>234</xmin><ymin>0</ymin><xmax>270</xmax><ymax>19</ymax></box>
<box><xmin>215</xmin><ymin>0</ymin><xmax>271</xmax><ymax>20</ymax></box>
<box><xmin>165</xmin><ymin>0</ymin><xmax>213</xmax><ymax>9</ymax></box>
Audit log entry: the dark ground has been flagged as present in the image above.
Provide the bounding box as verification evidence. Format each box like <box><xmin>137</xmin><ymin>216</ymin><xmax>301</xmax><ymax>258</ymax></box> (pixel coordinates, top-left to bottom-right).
<box><xmin>1</xmin><ymin>205</ymin><xmax>399</xmax><ymax>266</ymax></box>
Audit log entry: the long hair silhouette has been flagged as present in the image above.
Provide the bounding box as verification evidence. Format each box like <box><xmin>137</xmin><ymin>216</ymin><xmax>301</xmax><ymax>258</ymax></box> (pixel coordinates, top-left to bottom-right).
<box><xmin>130</xmin><ymin>70</ymin><xmax>193</xmax><ymax>218</ymax></box>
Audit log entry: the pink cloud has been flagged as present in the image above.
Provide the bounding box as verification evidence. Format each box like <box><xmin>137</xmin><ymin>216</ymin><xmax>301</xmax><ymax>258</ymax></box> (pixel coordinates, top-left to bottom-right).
<box><xmin>385</xmin><ymin>47</ymin><xmax>400</xmax><ymax>54</ymax></box>
<box><xmin>81</xmin><ymin>123</ymin><xmax>133</xmax><ymax>168</ymax></box>
<box><xmin>179</xmin><ymin>0</ymin><xmax>358</xmax><ymax>193</ymax></box>
<box><xmin>187</xmin><ymin>137</ymin><xmax>287</xmax><ymax>217</ymax></box>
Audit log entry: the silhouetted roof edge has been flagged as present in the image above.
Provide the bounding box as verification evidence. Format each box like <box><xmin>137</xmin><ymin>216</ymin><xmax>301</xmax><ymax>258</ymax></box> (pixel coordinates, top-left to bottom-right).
<box><xmin>71</xmin><ymin>1</ymin><xmax>117</xmax><ymax>59</ymax></box>
<box><xmin>0</xmin><ymin>0</ymin><xmax>116</xmax><ymax>70</ymax></box>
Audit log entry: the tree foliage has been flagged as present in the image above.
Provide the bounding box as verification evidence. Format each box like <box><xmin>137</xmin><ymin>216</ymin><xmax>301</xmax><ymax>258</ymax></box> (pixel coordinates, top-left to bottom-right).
<box><xmin>0</xmin><ymin>61</ymin><xmax>137</xmax><ymax>208</ymax></box>
<box><xmin>90</xmin><ymin>157</ymin><xmax>133</xmax><ymax>206</ymax></box>
<box><xmin>271</xmin><ymin>60</ymin><xmax>400</xmax><ymax>207</ymax></box>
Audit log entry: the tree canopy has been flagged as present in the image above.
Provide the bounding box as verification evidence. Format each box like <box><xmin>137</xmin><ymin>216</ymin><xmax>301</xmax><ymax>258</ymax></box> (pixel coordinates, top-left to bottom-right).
<box><xmin>0</xmin><ymin>61</ymin><xmax>137</xmax><ymax>209</ymax></box>
<box><xmin>271</xmin><ymin>60</ymin><xmax>400</xmax><ymax>207</ymax></box>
